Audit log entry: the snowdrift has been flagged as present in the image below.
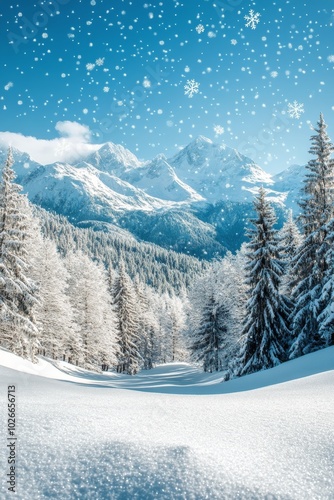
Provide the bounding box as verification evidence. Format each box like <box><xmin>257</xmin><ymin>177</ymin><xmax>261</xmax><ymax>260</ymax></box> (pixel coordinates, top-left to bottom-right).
<box><xmin>0</xmin><ymin>347</ymin><xmax>333</xmax><ymax>499</ymax></box>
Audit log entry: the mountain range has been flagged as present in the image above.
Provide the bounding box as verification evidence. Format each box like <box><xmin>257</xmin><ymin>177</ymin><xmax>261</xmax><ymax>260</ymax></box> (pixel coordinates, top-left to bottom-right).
<box><xmin>0</xmin><ymin>137</ymin><xmax>305</xmax><ymax>258</ymax></box>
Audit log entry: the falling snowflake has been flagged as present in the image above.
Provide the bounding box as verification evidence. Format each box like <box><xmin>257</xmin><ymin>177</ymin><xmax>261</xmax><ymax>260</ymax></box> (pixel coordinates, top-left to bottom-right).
<box><xmin>4</xmin><ymin>82</ymin><xmax>13</xmax><ymax>91</ymax></box>
<box><xmin>103</xmin><ymin>86</ymin><xmax>110</xmax><ymax>93</ymax></box>
<box><xmin>184</xmin><ymin>79</ymin><xmax>200</xmax><ymax>98</ymax></box>
<box><xmin>214</xmin><ymin>125</ymin><xmax>224</xmax><ymax>136</ymax></box>
<box><xmin>143</xmin><ymin>79</ymin><xmax>151</xmax><ymax>88</ymax></box>
<box><xmin>231</xmin><ymin>39</ymin><xmax>237</xmax><ymax>45</ymax></box>
<box><xmin>195</xmin><ymin>24</ymin><xmax>205</xmax><ymax>34</ymax></box>
<box><xmin>86</xmin><ymin>63</ymin><xmax>95</xmax><ymax>71</ymax></box>
<box><xmin>244</xmin><ymin>10</ymin><xmax>261</xmax><ymax>30</ymax></box>
<box><xmin>327</xmin><ymin>55</ymin><xmax>334</xmax><ymax>63</ymax></box>
<box><xmin>287</xmin><ymin>101</ymin><xmax>305</xmax><ymax>119</ymax></box>
<box><xmin>95</xmin><ymin>58</ymin><xmax>105</xmax><ymax>66</ymax></box>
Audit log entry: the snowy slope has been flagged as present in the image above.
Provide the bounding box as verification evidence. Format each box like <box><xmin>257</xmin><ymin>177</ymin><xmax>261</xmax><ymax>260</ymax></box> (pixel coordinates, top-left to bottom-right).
<box><xmin>273</xmin><ymin>163</ymin><xmax>306</xmax><ymax>212</ymax></box>
<box><xmin>0</xmin><ymin>146</ymin><xmax>41</xmax><ymax>183</ymax></box>
<box><xmin>0</xmin><ymin>347</ymin><xmax>333</xmax><ymax>499</ymax></box>
<box><xmin>22</xmin><ymin>161</ymin><xmax>176</xmax><ymax>218</ymax></box>
<box><xmin>123</xmin><ymin>154</ymin><xmax>204</xmax><ymax>203</ymax></box>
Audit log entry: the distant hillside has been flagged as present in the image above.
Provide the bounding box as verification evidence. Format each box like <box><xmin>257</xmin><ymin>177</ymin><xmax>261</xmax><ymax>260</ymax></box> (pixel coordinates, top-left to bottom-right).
<box><xmin>35</xmin><ymin>207</ymin><xmax>207</xmax><ymax>294</ymax></box>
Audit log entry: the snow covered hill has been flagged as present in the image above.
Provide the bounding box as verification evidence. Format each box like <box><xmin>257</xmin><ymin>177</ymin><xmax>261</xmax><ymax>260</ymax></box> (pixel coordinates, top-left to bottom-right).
<box><xmin>0</xmin><ymin>141</ymin><xmax>305</xmax><ymax>257</ymax></box>
<box><xmin>0</xmin><ymin>347</ymin><xmax>333</xmax><ymax>499</ymax></box>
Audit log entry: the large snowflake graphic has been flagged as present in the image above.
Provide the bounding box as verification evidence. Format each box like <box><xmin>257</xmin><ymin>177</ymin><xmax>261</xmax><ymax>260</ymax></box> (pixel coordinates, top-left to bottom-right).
<box><xmin>287</xmin><ymin>101</ymin><xmax>305</xmax><ymax>119</ymax></box>
<box><xmin>184</xmin><ymin>79</ymin><xmax>200</xmax><ymax>98</ymax></box>
<box><xmin>195</xmin><ymin>24</ymin><xmax>205</xmax><ymax>34</ymax></box>
<box><xmin>95</xmin><ymin>57</ymin><xmax>105</xmax><ymax>66</ymax></box>
<box><xmin>214</xmin><ymin>125</ymin><xmax>224</xmax><ymax>136</ymax></box>
<box><xmin>244</xmin><ymin>10</ymin><xmax>261</xmax><ymax>30</ymax></box>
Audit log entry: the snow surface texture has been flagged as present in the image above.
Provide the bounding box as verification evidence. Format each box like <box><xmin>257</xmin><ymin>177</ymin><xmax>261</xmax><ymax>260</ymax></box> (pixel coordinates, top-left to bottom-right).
<box><xmin>0</xmin><ymin>347</ymin><xmax>333</xmax><ymax>499</ymax></box>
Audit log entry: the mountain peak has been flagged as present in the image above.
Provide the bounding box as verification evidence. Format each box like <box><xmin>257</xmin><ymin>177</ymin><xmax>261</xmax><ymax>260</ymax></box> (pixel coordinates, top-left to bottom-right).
<box><xmin>82</xmin><ymin>141</ymin><xmax>142</xmax><ymax>175</ymax></box>
<box><xmin>193</xmin><ymin>136</ymin><xmax>213</xmax><ymax>146</ymax></box>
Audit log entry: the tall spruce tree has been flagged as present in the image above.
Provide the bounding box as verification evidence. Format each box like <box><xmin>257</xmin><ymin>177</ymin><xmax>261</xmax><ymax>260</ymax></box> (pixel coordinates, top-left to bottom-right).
<box><xmin>0</xmin><ymin>149</ymin><xmax>39</xmax><ymax>360</ymax></box>
<box><xmin>65</xmin><ymin>251</ymin><xmax>117</xmax><ymax>370</ymax></box>
<box><xmin>190</xmin><ymin>269</ymin><xmax>232</xmax><ymax>373</ymax></box>
<box><xmin>316</xmin><ymin>216</ymin><xmax>334</xmax><ymax>347</ymax></box>
<box><xmin>290</xmin><ymin>114</ymin><xmax>334</xmax><ymax>358</ymax></box>
<box><xmin>235</xmin><ymin>188</ymin><xmax>291</xmax><ymax>377</ymax></box>
<box><xmin>191</xmin><ymin>291</ymin><xmax>230</xmax><ymax>372</ymax></box>
<box><xmin>113</xmin><ymin>262</ymin><xmax>141</xmax><ymax>375</ymax></box>
<box><xmin>278</xmin><ymin>209</ymin><xmax>302</xmax><ymax>297</ymax></box>
<box><xmin>31</xmin><ymin>237</ymin><xmax>79</xmax><ymax>361</ymax></box>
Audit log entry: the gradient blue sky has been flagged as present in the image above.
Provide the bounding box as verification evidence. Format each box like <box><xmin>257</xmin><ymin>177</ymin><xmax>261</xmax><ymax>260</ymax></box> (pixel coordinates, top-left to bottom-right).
<box><xmin>0</xmin><ymin>0</ymin><xmax>334</xmax><ymax>172</ymax></box>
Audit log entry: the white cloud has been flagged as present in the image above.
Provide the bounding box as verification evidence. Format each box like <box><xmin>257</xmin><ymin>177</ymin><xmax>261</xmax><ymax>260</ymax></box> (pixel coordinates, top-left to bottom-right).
<box><xmin>0</xmin><ymin>121</ymin><xmax>101</xmax><ymax>165</ymax></box>
<box><xmin>55</xmin><ymin>120</ymin><xmax>91</xmax><ymax>141</ymax></box>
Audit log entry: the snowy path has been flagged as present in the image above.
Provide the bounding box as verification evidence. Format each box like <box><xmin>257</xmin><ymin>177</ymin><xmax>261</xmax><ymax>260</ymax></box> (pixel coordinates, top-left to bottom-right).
<box><xmin>0</xmin><ymin>348</ymin><xmax>333</xmax><ymax>499</ymax></box>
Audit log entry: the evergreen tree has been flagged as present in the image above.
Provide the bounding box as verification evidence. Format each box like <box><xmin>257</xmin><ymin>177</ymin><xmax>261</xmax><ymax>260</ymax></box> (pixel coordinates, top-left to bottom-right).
<box><xmin>214</xmin><ymin>250</ymin><xmax>248</xmax><ymax>356</ymax></box>
<box><xmin>168</xmin><ymin>293</ymin><xmax>188</xmax><ymax>362</ymax></box>
<box><xmin>191</xmin><ymin>289</ymin><xmax>230</xmax><ymax>372</ymax></box>
<box><xmin>0</xmin><ymin>149</ymin><xmax>39</xmax><ymax>360</ymax></box>
<box><xmin>31</xmin><ymin>237</ymin><xmax>80</xmax><ymax>362</ymax></box>
<box><xmin>189</xmin><ymin>267</ymin><xmax>232</xmax><ymax>373</ymax></box>
<box><xmin>66</xmin><ymin>251</ymin><xmax>117</xmax><ymax>370</ymax></box>
<box><xmin>278</xmin><ymin>209</ymin><xmax>302</xmax><ymax>297</ymax></box>
<box><xmin>113</xmin><ymin>262</ymin><xmax>141</xmax><ymax>375</ymax></box>
<box><xmin>134</xmin><ymin>278</ymin><xmax>159</xmax><ymax>370</ymax></box>
<box><xmin>317</xmin><ymin>217</ymin><xmax>334</xmax><ymax>347</ymax></box>
<box><xmin>290</xmin><ymin>114</ymin><xmax>334</xmax><ymax>358</ymax></box>
<box><xmin>235</xmin><ymin>188</ymin><xmax>291</xmax><ymax>377</ymax></box>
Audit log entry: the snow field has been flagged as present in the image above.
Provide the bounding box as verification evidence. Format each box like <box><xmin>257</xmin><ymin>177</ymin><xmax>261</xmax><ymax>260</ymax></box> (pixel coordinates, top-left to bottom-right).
<box><xmin>0</xmin><ymin>348</ymin><xmax>333</xmax><ymax>499</ymax></box>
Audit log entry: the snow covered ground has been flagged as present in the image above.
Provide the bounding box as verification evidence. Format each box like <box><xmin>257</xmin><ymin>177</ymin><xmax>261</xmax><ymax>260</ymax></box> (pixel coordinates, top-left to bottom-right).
<box><xmin>0</xmin><ymin>348</ymin><xmax>333</xmax><ymax>499</ymax></box>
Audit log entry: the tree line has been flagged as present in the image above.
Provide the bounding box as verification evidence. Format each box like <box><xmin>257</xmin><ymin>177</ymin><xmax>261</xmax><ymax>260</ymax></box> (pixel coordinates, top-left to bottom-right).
<box><xmin>0</xmin><ymin>149</ymin><xmax>188</xmax><ymax>373</ymax></box>
<box><xmin>190</xmin><ymin>113</ymin><xmax>334</xmax><ymax>377</ymax></box>
<box><xmin>1</xmin><ymin>113</ymin><xmax>333</xmax><ymax>379</ymax></box>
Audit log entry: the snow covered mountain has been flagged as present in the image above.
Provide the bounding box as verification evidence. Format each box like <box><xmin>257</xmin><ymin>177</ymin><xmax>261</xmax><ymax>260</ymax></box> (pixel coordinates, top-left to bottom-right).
<box><xmin>80</xmin><ymin>141</ymin><xmax>143</xmax><ymax>177</ymax></box>
<box><xmin>0</xmin><ymin>147</ymin><xmax>41</xmax><ymax>183</ymax></box>
<box><xmin>0</xmin><ymin>140</ymin><xmax>306</xmax><ymax>257</ymax></box>
<box><xmin>168</xmin><ymin>136</ymin><xmax>285</xmax><ymax>204</ymax></box>
<box><xmin>273</xmin><ymin>163</ymin><xmax>306</xmax><ymax>213</ymax></box>
<box><xmin>123</xmin><ymin>153</ymin><xmax>204</xmax><ymax>203</ymax></box>
<box><xmin>23</xmin><ymin>161</ymin><xmax>175</xmax><ymax>219</ymax></box>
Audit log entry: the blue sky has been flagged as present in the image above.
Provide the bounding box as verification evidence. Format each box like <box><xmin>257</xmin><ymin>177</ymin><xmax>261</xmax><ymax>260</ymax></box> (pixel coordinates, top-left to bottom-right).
<box><xmin>0</xmin><ymin>0</ymin><xmax>333</xmax><ymax>172</ymax></box>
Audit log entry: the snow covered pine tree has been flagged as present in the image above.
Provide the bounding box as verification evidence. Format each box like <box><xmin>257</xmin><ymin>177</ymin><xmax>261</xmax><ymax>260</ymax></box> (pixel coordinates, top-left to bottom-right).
<box><xmin>190</xmin><ymin>270</ymin><xmax>231</xmax><ymax>373</ymax></box>
<box><xmin>278</xmin><ymin>209</ymin><xmax>302</xmax><ymax>298</ymax></box>
<box><xmin>0</xmin><ymin>148</ymin><xmax>39</xmax><ymax>360</ymax></box>
<box><xmin>113</xmin><ymin>262</ymin><xmax>141</xmax><ymax>375</ymax></box>
<box><xmin>234</xmin><ymin>187</ymin><xmax>291</xmax><ymax>377</ymax></box>
<box><xmin>290</xmin><ymin>113</ymin><xmax>334</xmax><ymax>358</ymax></box>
